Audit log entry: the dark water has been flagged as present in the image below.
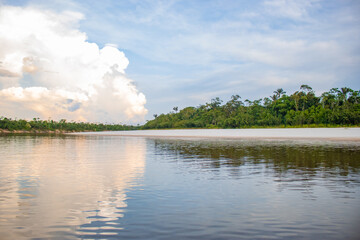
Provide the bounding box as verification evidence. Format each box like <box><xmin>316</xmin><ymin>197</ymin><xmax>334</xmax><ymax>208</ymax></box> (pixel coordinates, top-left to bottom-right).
<box><xmin>0</xmin><ymin>135</ymin><xmax>360</xmax><ymax>239</ymax></box>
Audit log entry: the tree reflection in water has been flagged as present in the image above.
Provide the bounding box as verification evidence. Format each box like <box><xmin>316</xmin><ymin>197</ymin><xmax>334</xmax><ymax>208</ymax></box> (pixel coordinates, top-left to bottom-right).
<box><xmin>153</xmin><ymin>138</ymin><xmax>360</xmax><ymax>194</ymax></box>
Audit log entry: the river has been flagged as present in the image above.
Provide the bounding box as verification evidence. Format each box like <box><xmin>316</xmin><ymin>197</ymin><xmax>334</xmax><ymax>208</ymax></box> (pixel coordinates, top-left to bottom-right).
<box><xmin>0</xmin><ymin>129</ymin><xmax>359</xmax><ymax>239</ymax></box>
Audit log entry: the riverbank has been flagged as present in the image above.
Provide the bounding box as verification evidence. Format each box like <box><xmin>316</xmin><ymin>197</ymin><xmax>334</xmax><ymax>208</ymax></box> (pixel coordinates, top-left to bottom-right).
<box><xmin>3</xmin><ymin>127</ymin><xmax>360</xmax><ymax>141</ymax></box>
<box><xmin>70</xmin><ymin>128</ymin><xmax>360</xmax><ymax>141</ymax></box>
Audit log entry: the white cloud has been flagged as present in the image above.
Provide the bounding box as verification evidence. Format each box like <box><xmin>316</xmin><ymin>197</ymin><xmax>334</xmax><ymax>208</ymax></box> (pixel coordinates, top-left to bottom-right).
<box><xmin>0</xmin><ymin>87</ymin><xmax>88</xmax><ymax>120</ymax></box>
<box><xmin>0</xmin><ymin>5</ymin><xmax>147</xmax><ymax>123</ymax></box>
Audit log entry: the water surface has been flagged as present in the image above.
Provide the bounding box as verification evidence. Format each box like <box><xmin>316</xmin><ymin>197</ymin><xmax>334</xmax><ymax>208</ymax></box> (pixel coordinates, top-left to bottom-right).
<box><xmin>0</xmin><ymin>134</ymin><xmax>359</xmax><ymax>239</ymax></box>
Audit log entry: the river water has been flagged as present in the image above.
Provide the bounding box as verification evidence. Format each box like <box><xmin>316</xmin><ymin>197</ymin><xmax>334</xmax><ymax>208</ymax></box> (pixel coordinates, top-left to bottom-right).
<box><xmin>0</xmin><ymin>131</ymin><xmax>360</xmax><ymax>239</ymax></box>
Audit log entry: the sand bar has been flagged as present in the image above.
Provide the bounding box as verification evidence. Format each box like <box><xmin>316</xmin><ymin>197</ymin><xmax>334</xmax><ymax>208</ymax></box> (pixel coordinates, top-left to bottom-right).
<box><xmin>70</xmin><ymin>128</ymin><xmax>360</xmax><ymax>141</ymax></box>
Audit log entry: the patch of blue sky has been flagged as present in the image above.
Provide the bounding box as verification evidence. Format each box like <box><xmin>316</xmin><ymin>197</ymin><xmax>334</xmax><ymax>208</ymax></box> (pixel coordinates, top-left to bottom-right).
<box><xmin>19</xmin><ymin>73</ymin><xmax>37</xmax><ymax>88</ymax></box>
<box><xmin>1</xmin><ymin>0</ymin><xmax>27</xmax><ymax>6</ymax></box>
<box><xmin>68</xmin><ymin>102</ymin><xmax>81</xmax><ymax>112</ymax></box>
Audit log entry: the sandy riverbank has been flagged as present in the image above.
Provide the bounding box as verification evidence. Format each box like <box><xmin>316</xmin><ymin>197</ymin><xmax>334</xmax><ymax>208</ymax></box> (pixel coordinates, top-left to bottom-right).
<box><xmin>70</xmin><ymin>128</ymin><xmax>360</xmax><ymax>141</ymax></box>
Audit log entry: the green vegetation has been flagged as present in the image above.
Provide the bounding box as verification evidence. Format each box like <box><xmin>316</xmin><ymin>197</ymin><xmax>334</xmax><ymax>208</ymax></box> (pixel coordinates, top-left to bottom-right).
<box><xmin>0</xmin><ymin>117</ymin><xmax>138</xmax><ymax>133</ymax></box>
<box><xmin>143</xmin><ymin>85</ymin><xmax>360</xmax><ymax>129</ymax></box>
<box><xmin>1</xmin><ymin>85</ymin><xmax>359</xmax><ymax>133</ymax></box>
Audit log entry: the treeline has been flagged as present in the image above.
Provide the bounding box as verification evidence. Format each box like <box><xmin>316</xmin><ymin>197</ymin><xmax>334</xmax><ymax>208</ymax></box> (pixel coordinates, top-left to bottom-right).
<box><xmin>143</xmin><ymin>85</ymin><xmax>360</xmax><ymax>129</ymax></box>
<box><xmin>1</xmin><ymin>85</ymin><xmax>359</xmax><ymax>132</ymax></box>
<box><xmin>0</xmin><ymin>117</ymin><xmax>138</xmax><ymax>132</ymax></box>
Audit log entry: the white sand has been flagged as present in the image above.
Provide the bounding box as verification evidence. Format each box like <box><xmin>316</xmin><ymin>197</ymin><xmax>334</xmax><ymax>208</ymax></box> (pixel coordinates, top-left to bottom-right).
<box><xmin>71</xmin><ymin>128</ymin><xmax>360</xmax><ymax>140</ymax></box>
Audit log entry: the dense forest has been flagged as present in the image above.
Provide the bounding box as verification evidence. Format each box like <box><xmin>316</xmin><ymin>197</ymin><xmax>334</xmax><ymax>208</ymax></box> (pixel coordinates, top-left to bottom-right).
<box><xmin>1</xmin><ymin>85</ymin><xmax>359</xmax><ymax>133</ymax></box>
<box><xmin>143</xmin><ymin>85</ymin><xmax>360</xmax><ymax>129</ymax></box>
<box><xmin>0</xmin><ymin>117</ymin><xmax>138</xmax><ymax>133</ymax></box>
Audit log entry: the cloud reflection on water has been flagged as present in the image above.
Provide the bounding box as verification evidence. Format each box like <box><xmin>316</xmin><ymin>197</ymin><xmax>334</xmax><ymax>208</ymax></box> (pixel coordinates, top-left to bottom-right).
<box><xmin>0</xmin><ymin>136</ymin><xmax>145</xmax><ymax>239</ymax></box>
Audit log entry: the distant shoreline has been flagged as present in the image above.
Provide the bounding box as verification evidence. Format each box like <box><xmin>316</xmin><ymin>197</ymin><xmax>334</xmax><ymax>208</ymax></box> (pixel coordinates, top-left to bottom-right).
<box><xmin>0</xmin><ymin>129</ymin><xmax>72</xmax><ymax>134</ymax></box>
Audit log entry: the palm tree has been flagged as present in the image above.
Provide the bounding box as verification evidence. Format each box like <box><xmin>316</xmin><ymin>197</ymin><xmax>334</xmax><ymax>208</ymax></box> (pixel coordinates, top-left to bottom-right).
<box><xmin>273</xmin><ymin>88</ymin><xmax>286</xmax><ymax>99</ymax></box>
<box><xmin>339</xmin><ymin>87</ymin><xmax>353</xmax><ymax>106</ymax></box>
<box><xmin>300</xmin><ymin>84</ymin><xmax>313</xmax><ymax>93</ymax></box>
<box><xmin>270</xmin><ymin>94</ymin><xmax>278</xmax><ymax>102</ymax></box>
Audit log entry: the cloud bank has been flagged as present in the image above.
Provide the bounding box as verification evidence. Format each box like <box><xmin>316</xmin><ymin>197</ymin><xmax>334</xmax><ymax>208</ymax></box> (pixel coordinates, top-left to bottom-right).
<box><xmin>0</xmin><ymin>5</ymin><xmax>147</xmax><ymax>123</ymax></box>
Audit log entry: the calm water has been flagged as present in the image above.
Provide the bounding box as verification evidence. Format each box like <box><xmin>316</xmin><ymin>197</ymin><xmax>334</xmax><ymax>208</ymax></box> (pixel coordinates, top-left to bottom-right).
<box><xmin>0</xmin><ymin>134</ymin><xmax>360</xmax><ymax>239</ymax></box>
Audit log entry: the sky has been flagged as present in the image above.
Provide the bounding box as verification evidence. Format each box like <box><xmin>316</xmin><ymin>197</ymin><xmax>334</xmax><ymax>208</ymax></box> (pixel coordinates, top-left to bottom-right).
<box><xmin>0</xmin><ymin>0</ymin><xmax>359</xmax><ymax>124</ymax></box>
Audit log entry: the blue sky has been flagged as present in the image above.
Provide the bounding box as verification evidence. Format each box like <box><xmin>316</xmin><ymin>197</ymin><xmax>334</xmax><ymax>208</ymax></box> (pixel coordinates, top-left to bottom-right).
<box><xmin>1</xmin><ymin>0</ymin><xmax>359</xmax><ymax>122</ymax></box>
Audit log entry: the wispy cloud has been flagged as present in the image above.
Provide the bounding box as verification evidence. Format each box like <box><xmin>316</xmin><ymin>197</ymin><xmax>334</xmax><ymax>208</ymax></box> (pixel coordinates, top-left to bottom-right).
<box><xmin>263</xmin><ymin>0</ymin><xmax>321</xmax><ymax>20</ymax></box>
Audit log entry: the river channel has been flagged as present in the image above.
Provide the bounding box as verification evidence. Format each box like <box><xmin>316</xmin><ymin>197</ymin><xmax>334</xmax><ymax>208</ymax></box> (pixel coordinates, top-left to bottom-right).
<box><xmin>0</xmin><ymin>130</ymin><xmax>359</xmax><ymax>239</ymax></box>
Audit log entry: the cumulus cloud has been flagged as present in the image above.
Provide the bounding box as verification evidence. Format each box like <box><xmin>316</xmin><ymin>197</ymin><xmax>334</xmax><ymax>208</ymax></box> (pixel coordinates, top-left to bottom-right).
<box><xmin>0</xmin><ymin>5</ymin><xmax>147</xmax><ymax>123</ymax></box>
